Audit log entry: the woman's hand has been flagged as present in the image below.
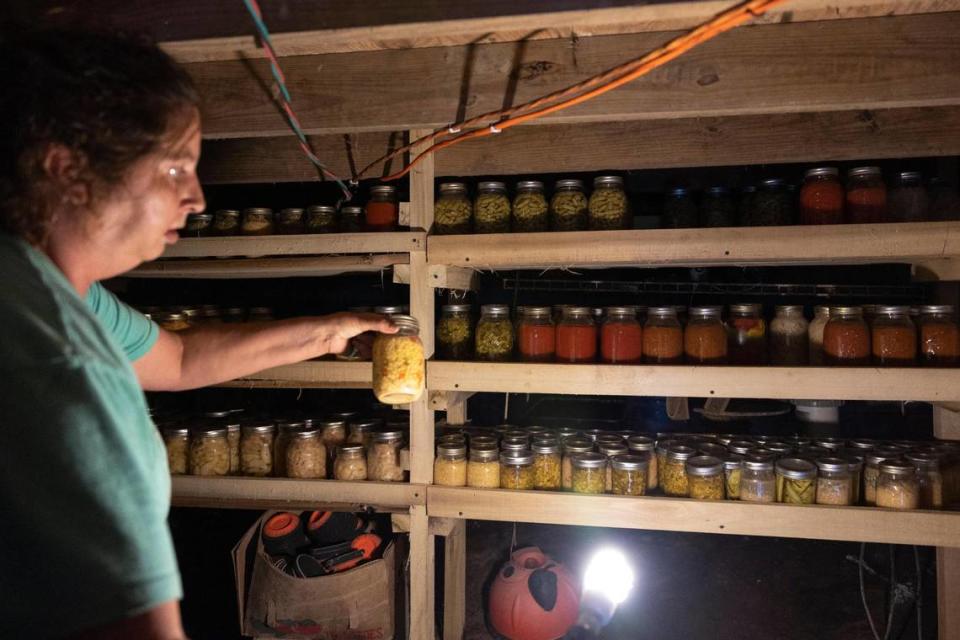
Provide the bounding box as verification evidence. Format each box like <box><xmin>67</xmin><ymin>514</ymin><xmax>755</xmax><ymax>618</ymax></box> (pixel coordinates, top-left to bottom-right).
<box><xmin>320</xmin><ymin>312</ymin><xmax>398</xmax><ymax>357</ymax></box>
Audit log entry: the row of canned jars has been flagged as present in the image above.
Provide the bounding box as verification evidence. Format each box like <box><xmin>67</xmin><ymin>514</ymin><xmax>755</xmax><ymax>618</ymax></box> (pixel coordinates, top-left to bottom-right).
<box><xmin>160</xmin><ymin>414</ymin><xmax>410</xmax><ymax>482</ymax></box>
<box><xmin>433</xmin><ymin>426</ymin><xmax>959</xmax><ymax>510</ymax></box>
<box><xmin>438</xmin><ymin>303</ymin><xmax>960</xmax><ymax>366</ymax></box>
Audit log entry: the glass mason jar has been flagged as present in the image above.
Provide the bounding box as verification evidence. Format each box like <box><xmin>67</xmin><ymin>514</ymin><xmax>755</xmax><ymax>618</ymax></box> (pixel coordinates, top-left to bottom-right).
<box><xmin>162</xmin><ymin>426</ymin><xmax>190</xmax><ymax>475</ymax></box>
<box><xmin>655</xmin><ymin>439</ymin><xmax>677</xmax><ymax>488</ymax></box>
<box><xmin>876</xmin><ymin>460</ymin><xmax>920</xmax><ymax>509</ymax></box>
<box><xmin>800</xmin><ymin>167</ymin><xmax>844</xmax><ymax>225</ymax></box>
<box><xmin>473</xmin><ymin>181</ymin><xmax>511</xmax><ymax>234</ymax></box>
<box><xmin>434</xmin><ymin>182</ymin><xmax>473</xmax><ymax>235</ymax></box>
<box><xmin>571</xmin><ymin>452</ymin><xmax>608</xmax><ymax>494</ymax></box>
<box><xmin>368</xmin><ymin>429</ymin><xmax>405</xmax><ymax>481</ymax></box>
<box><xmin>662</xmin><ymin>187</ymin><xmax>698</xmax><ymax>229</ymax></box>
<box><xmin>685</xmin><ymin>306</ymin><xmax>727</xmax><ymax>364</ymax></box>
<box><xmin>775</xmin><ymin>458</ymin><xmax>817</xmax><ymax>504</ymax></box>
<box><xmin>531</xmin><ymin>440</ymin><xmax>562</xmax><ymax>490</ymax></box>
<box><xmin>303</xmin><ymin>205</ymin><xmax>337</xmax><ymax>234</ymax></box>
<box><xmin>437</xmin><ymin>304</ymin><xmax>474</xmax><ymax>361</ymax></box>
<box><xmin>601</xmin><ymin>306</ymin><xmax>643</xmax><ymax>364</ymax></box>
<box><xmin>770</xmin><ymin>305</ymin><xmax>809</xmax><ymax>366</ymax></box>
<box><xmin>467</xmin><ymin>445</ymin><xmax>501</xmax><ymax>488</ymax></box>
<box><xmin>182</xmin><ymin>212</ymin><xmax>213</xmax><ymax>237</ymax></box>
<box><xmin>240</xmin><ymin>422</ymin><xmax>275</xmax><ymax>477</ymax></box>
<box><xmin>847</xmin><ymin>167</ymin><xmax>887</xmax><ymax>224</ymax></box>
<box><xmin>589</xmin><ymin>176</ymin><xmax>629</xmax><ymax>230</ymax></box>
<box><xmin>814</xmin><ymin>457</ymin><xmax>852</xmax><ymax>505</ymax></box>
<box><xmin>686</xmin><ymin>455</ymin><xmax>726</xmax><ymax>500</ymax></box>
<box><xmin>334</xmin><ymin>443</ymin><xmax>368</xmax><ymax>480</ymax></box>
<box><xmin>738</xmin><ymin>185</ymin><xmax>757</xmax><ymax>226</ymax></box>
<box><xmin>212</xmin><ymin>209</ymin><xmax>240</xmax><ymax>236</ymax></box>
<box><xmin>740</xmin><ymin>457</ymin><xmax>776</xmax><ymax>503</ymax></box>
<box><xmin>475</xmin><ymin>304</ymin><xmax>514</xmax><ymax>362</ymax></box>
<box><xmin>434</xmin><ymin>442</ymin><xmax>468</xmax><ymax>486</ymax></box>
<box><xmin>189</xmin><ymin>427</ymin><xmax>230</xmax><ymax>476</ymax></box>
<box><xmin>275</xmin><ymin>207</ymin><xmax>305</xmax><ymax>234</ymax></box>
<box><xmin>285</xmin><ymin>429</ymin><xmax>326</xmax><ymax>479</ymax></box>
<box><xmin>823</xmin><ymin>307</ymin><xmax>871</xmax><ymax>365</ymax></box>
<box><xmin>366</xmin><ymin>184</ymin><xmax>399</xmax><ymax>231</ymax></box>
<box><xmin>339</xmin><ymin>205</ymin><xmax>364</xmax><ymax>232</ymax></box>
<box><xmin>723</xmin><ymin>455</ymin><xmax>743</xmax><ymax>500</ymax></box>
<box><xmin>845</xmin><ymin>455</ymin><xmax>864</xmax><ymax>505</ymax></box>
<box><xmin>625</xmin><ymin>436</ymin><xmax>657</xmax><ymax>491</ymax></box>
<box><xmin>872</xmin><ymin>306</ymin><xmax>917</xmax><ymax>366</ymax></box>
<box><xmin>598</xmin><ymin>442</ymin><xmax>628</xmax><ymax>492</ymax></box>
<box><xmin>372</xmin><ymin>315</ymin><xmax>425</xmax><ymax>404</ymax></box>
<box><xmin>727</xmin><ymin>303</ymin><xmax>767</xmax><ymax>365</ymax></box>
<box><xmin>701</xmin><ymin>186</ymin><xmax>736</xmax><ymax>228</ymax></box>
<box><xmin>643</xmin><ymin>306</ymin><xmax>683</xmax><ymax>364</ymax></box>
<box><xmin>273</xmin><ymin>420</ymin><xmax>306</xmax><ymax>477</ymax></box>
<box><xmin>889</xmin><ymin>171</ymin><xmax>929</xmax><ymax>223</ymax></box>
<box><xmin>556</xmin><ymin>307</ymin><xmax>598</xmax><ymax>363</ymax></box>
<box><xmin>663</xmin><ymin>445</ymin><xmax>697</xmax><ymax>497</ymax></box>
<box><xmin>512</xmin><ymin>181</ymin><xmax>549</xmax><ymax>232</ymax></box>
<box><xmin>918</xmin><ymin>305</ymin><xmax>959</xmax><ymax>366</ymax></box>
<box><xmin>611</xmin><ymin>454</ymin><xmax>649</xmax><ymax>496</ymax></box>
<box><xmin>808</xmin><ymin>306</ymin><xmax>831</xmax><ymax>366</ymax></box>
<box><xmin>518</xmin><ymin>306</ymin><xmax>556</xmax><ymax>363</ymax></box>
<box><xmin>562</xmin><ymin>437</ymin><xmax>594</xmax><ymax>490</ymax></box>
<box><xmin>320</xmin><ymin>418</ymin><xmax>348</xmax><ymax>471</ymax></box>
<box><xmin>241</xmin><ymin>208</ymin><xmax>274</xmax><ymax>236</ymax></box>
<box><xmin>550</xmin><ymin>179</ymin><xmax>588</xmax><ymax>231</ymax></box>
<box><xmin>753</xmin><ymin>178</ymin><xmax>795</xmax><ymax>226</ymax></box>
<box><xmin>500</xmin><ymin>450</ymin><xmax>535</xmax><ymax>489</ymax></box>
<box><xmin>907</xmin><ymin>452</ymin><xmax>943</xmax><ymax>509</ymax></box>
<box><xmin>348</xmin><ymin>419</ymin><xmax>381</xmax><ymax>447</ymax></box>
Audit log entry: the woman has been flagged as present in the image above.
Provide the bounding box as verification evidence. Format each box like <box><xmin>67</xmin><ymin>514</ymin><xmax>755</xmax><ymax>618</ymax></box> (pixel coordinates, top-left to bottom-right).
<box><xmin>0</xmin><ymin>28</ymin><xmax>395</xmax><ymax>639</ymax></box>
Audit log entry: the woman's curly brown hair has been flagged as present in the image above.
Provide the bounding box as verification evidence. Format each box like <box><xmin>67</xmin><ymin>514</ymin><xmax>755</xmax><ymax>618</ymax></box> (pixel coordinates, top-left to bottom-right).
<box><xmin>0</xmin><ymin>28</ymin><xmax>200</xmax><ymax>245</ymax></box>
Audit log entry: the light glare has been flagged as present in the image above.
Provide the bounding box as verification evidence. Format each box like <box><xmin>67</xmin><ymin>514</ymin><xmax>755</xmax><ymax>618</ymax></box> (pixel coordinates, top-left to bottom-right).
<box><xmin>583</xmin><ymin>548</ymin><xmax>634</xmax><ymax>605</ymax></box>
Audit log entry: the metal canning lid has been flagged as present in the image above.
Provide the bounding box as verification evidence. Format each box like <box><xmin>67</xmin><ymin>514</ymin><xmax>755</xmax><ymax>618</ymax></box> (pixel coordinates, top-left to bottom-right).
<box><xmin>389</xmin><ymin>315</ymin><xmax>419</xmax><ymax>332</ymax></box>
<box><xmin>717</xmin><ymin>434</ymin><xmax>738</xmax><ymax>445</ymax></box>
<box><xmin>592</xmin><ymin>308</ymin><xmax>605</xmax><ymax>319</ymax></box>
<box><xmin>338</xmin><ymin>443</ymin><xmax>366</xmax><ymax>455</ymax></box>
<box><xmin>437</xmin><ymin>442</ymin><xmax>467</xmax><ymax>457</ymax></box>
<box><xmin>374</xmin><ymin>305</ymin><xmax>404</xmax><ymax>314</ymax></box>
<box><xmin>829</xmin><ymin>306</ymin><xmax>863</xmax><ymax>317</ymax></box>
<box><xmin>805</xmin><ymin>167</ymin><xmax>839</xmax><ymax>179</ymax></box>
<box><xmin>521</xmin><ymin>306</ymin><xmax>552</xmax><ymax>318</ymax></box>
<box><xmin>906</xmin><ymin>452</ymin><xmax>941</xmax><ymax>468</ymax></box>
<box><xmin>686</xmin><ymin>455</ymin><xmax>724</xmax><ymax>476</ymax></box>
<box><xmin>876</xmin><ymin>305</ymin><xmax>911</xmax><ymax>316</ymax></box>
<box><xmin>898</xmin><ymin>171</ymin><xmax>922</xmax><ymax>181</ymax></box>
<box><xmin>306</xmin><ymin>205</ymin><xmax>335</xmax><ymax>214</ymax></box>
<box><xmin>879</xmin><ymin>459</ymin><xmax>915</xmax><ymax>475</ymax></box>
<box><xmin>557</xmin><ymin>427</ymin><xmax>580</xmax><ymax>439</ymax></box>
<box><xmin>655</xmin><ymin>438</ymin><xmax>677</xmax><ymax>453</ymax></box>
<box><xmin>215</xmin><ymin>209</ymin><xmax>239</xmax><ymax>217</ymax></box>
<box><xmin>531</xmin><ymin>440</ymin><xmax>561</xmax><ymax>454</ymax></box>
<box><xmin>814</xmin><ymin>305</ymin><xmax>830</xmax><ymax>316</ymax></box>
<box><xmin>525</xmin><ymin>425</ymin><xmax>552</xmax><ymax>435</ymax></box>
<box><xmin>349</xmin><ymin>418</ymin><xmax>382</xmax><ymax>429</ymax></box>
<box><xmin>775</xmin><ymin>458</ymin><xmax>817</xmax><ymax>480</ymax></box>
<box><xmin>341</xmin><ymin>205</ymin><xmax>363</xmax><ymax>216</ymax></box>
<box><xmin>814</xmin><ymin>438</ymin><xmax>844</xmax><ymax>450</ymax></box>
<box><xmin>442</xmin><ymin>304</ymin><xmax>472</xmax><ymax>313</ymax></box>
<box><xmin>438</xmin><ymin>434</ymin><xmax>466</xmax><ymax>446</ymax></box>
<box><xmin>667</xmin><ymin>444</ymin><xmax>697</xmax><ymax>462</ymax></box>
<box><xmin>373</xmin><ymin>429</ymin><xmax>405</xmax><ymax>443</ymax></box>
<box><xmin>249</xmin><ymin>306</ymin><xmax>273</xmax><ymax>316</ymax></box>
<box><xmin>193</xmin><ymin>426</ymin><xmax>228</xmax><ymax>438</ymax></box>
<box><xmin>728</xmin><ymin>441</ymin><xmax>755</xmax><ymax>455</ymax></box>
<box><xmin>744</xmin><ymin>458</ymin><xmax>775</xmax><ymax>471</ymax></box>
<box><xmin>501</xmin><ymin>450</ymin><xmax>534</xmax><ymax>465</ymax></box>
<box><xmin>318</xmin><ymin>418</ymin><xmax>348</xmax><ymax>430</ymax></box>
<box><xmin>516</xmin><ymin>180</ymin><xmax>544</xmax><ymax>190</ymax></box>
<box><xmin>689</xmin><ymin>306</ymin><xmax>722</xmax><ymax>317</ymax></box>
<box><xmin>502</xmin><ymin>430</ymin><xmax>529</xmax><ymax>441</ymax></box>
<box><xmin>598</xmin><ymin>442</ymin><xmax>628</xmax><ymax>456</ymax></box>
<box><xmin>555</xmin><ymin>179</ymin><xmax>585</xmax><ymax>190</ymax></box>
<box><xmin>243</xmin><ymin>207</ymin><xmax>273</xmax><ymax>216</ymax></box>
<box><xmin>370</xmin><ymin>185</ymin><xmax>396</xmax><ymax>195</ymax></box>
<box><xmin>481</xmin><ymin>304</ymin><xmax>510</xmax><ymax>316</ymax></box>
<box><xmin>849</xmin><ymin>438</ymin><xmax>876</xmax><ymax>450</ymax></box>
<box><xmin>920</xmin><ymin>305</ymin><xmax>955</xmax><ymax>314</ymax></box>
<box><xmin>815</xmin><ymin>457</ymin><xmax>850</xmax><ymax>473</ymax></box>
<box><xmin>627</xmin><ymin>436</ymin><xmax>655</xmax><ymax>452</ymax></box>
<box><xmin>760</xmin><ymin>178</ymin><xmax>786</xmax><ymax>189</ymax></box>
<box><xmin>187</xmin><ymin>212</ymin><xmax>213</xmax><ymax>221</ymax></box>
<box><xmin>224</xmin><ymin>306</ymin><xmax>246</xmax><ymax>316</ymax></box>
<box><xmin>179</xmin><ymin>307</ymin><xmax>200</xmax><ymax>318</ymax></box>
<box><xmin>563</xmin><ymin>437</ymin><xmax>594</xmax><ymax>454</ymax></box>
<box><xmin>699</xmin><ymin>443</ymin><xmax>728</xmax><ymax>457</ymax></box>
<box><xmin>596</xmin><ymin>434</ymin><xmax>624</xmax><ymax>445</ymax></box>
<box><xmin>439</xmin><ymin>182</ymin><xmax>467</xmax><ymax>193</ymax></box>
<box><xmin>279</xmin><ymin>207</ymin><xmax>305</xmax><ymax>217</ymax></box>
<box><xmin>501</xmin><ymin>441</ymin><xmax>529</xmax><ymax>453</ymax></box>
<box><xmin>594</xmin><ymin>175</ymin><xmax>624</xmax><ymax>188</ymax></box>
<box><xmin>470</xmin><ymin>446</ymin><xmax>500</xmax><ymax>462</ymax></box>
<box><xmin>563</xmin><ymin>306</ymin><xmax>592</xmax><ymax>317</ymax></box>
<box><xmin>291</xmin><ymin>428</ymin><xmax>321</xmax><ymax>439</ymax></box>
<box><xmin>668</xmin><ymin>187</ymin><xmax>689</xmax><ymax>197</ymax></box>
<box><xmin>848</xmin><ymin>166</ymin><xmax>881</xmax><ymax>178</ymax></box>
<box><xmin>612</xmin><ymin>454</ymin><xmax>649</xmax><ymax>471</ymax></box>
<box><xmin>775</xmin><ymin>305</ymin><xmax>804</xmax><ymax>314</ymax></box>
<box><xmin>604</xmin><ymin>306</ymin><xmax>637</xmax><ymax>317</ymax></box>
<box><xmin>751</xmin><ymin>448</ymin><xmax>778</xmax><ymax>460</ymax></box>
<box><xmin>729</xmin><ymin>303</ymin><xmax>762</xmax><ymax>314</ymax></box>
<box><xmin>648</xmin><ymin>306</ymin><xmax>678</xmax><ymax>318</ymax></box>
<box><xmin>706</xmin><ymin>186</ymin><xmax>729</xmax><ymax>196</ymax></box>
<box><xmin>162</xmin><ymin>426</ymin><xmax>190</xmax><ymax>437</ymax></box>
<box><xmin>277</xmin><ymin>420</ymin><xmax>306</xmax><ymax>431</ymax></box>
<box><xmin>469</xmin><ymin>435</ymin><xmax>498</xmax><ymax>448</ymax></box>
<box><xmin>477</xmin><ymin>181</ymin><xmax>507</xmax><ymax>192</ymax></box>
<box><xmin>723</xmin><ymin>455</ymin><xmax>743</xmax><ymax>470</ymax></box>
<box><xmin>571</xmin><ymin>452</ymin><xmax>607</xmax><ymax>469</ymax></box>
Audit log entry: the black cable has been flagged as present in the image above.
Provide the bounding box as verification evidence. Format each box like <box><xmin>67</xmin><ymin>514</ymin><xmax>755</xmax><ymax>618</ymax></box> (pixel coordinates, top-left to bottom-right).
<box><xmin>883</xmin><ymin>545</ymin><xmax>896</xmax><ymax>640</ymax></box>
<box><xmin>914</xmin><ymin>546</ymin><xmax>922</xmax><ymax>640</ymax></box>
<box><xmin>861</xmin><ymin>543</ymin><xmax>882</xmax><ymax>640</ymax></box>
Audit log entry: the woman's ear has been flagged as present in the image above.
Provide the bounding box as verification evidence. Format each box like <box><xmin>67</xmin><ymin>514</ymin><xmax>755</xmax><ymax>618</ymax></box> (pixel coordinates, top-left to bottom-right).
<box><xmin>42</xmin><ymin>143</ymin><xmax>89</xmax><ymax>207</ymax></box>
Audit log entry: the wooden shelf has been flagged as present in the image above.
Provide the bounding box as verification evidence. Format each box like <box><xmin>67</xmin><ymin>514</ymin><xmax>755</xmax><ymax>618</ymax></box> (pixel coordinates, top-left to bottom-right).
<box><xmin>161</xmin><ymin>231</ymin><xmax>425</xmax><ymax>259</ymax></box>
<box><xmin>427</xmin><ymin>222</ymin><xmax>960</xmax><ymax>272</ymax></box>
<box><xmin>427</xmin><ymin>361</ymin><xmax>960</xmax><ymax>402</ymax></box>
<box><xmin>428</xmin><ymin>486</ymin><xmax>960</xmax><ymax>548</ymax></box>
<box><xmin>172</xmin><ymin>476</ymin><xmax>424</xmax><ymax>510</ymax></box>
<box><xmin>125</xmin><ymin>253</ymin><xmax>407</xmax><ymax>279</ymax></box>
<box><xmin>217</xmin><ymin>361</ymin><xmax>371</xmax><ymax>389</ymax></box>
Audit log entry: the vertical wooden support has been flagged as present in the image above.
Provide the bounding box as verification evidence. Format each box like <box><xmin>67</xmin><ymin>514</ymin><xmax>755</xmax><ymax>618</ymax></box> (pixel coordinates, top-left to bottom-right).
<box><xmin>446</xmin><ymin>394</ymin><xmax>469</xmax><ymax>426</ymax></box>
<box><xmin>933</xmin><ymin>405</ymin><xmax>960</xmax><ymax>640</ymax></box>
<box><xmin>408</xmin><ymin>128</ymin><xmax>436</xmax><ymax>640</ymax></box>
<box><xmin>442</xmin><ymin>520</ymin><xmax>467</xmax><ymax>640</ymax></box>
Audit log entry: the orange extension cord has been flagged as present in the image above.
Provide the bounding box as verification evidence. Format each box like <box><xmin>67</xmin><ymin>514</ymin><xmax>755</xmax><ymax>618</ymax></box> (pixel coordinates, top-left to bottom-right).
<box><xmin>357</xmin><ymin>0</ymin><xmax>789</xmax><ymax>183</ymax></box>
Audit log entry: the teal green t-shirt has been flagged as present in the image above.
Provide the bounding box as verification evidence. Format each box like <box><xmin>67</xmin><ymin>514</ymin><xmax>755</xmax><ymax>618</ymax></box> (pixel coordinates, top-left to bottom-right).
<box><xmin>0</xmin><ymin>235</ymin><xmax>180</xmax><ymax>639</ymax></box>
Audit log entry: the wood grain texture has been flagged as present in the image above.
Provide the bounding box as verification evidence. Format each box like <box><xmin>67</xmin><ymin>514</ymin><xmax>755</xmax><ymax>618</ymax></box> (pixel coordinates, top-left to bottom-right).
<box><xmin>160</xmin><ymin>232</ymin><xmax>425</xmax><ymax>258</ymax></box>
<box><xmin>938</xmin><ymin>548</ymin><xmax>960</xmax><ymax>640</ymax></box>
<box><xmin>442</xmin><ymin>520</ymin><xmax>467</xmax><ymax>640</ymax></box>
<box><xmin>408</xmin><ymin>505</ymin><xmax>436</xmax><ymax>640</ymax></box>
<box><xmin>125</xmin><ymin>254</ymin><xmax>407</xmax><ymax>278</ymax></box>
<box><xmin>216</xmin><ymin>361</ymin><xmax>372</xmax><ymax>390</ymax></box>
<box><xmin>170</xmin><ymin>476</ymin><xmax>424</xmax><ymax>509</ymax></box>
<box><xmin>187</xmin><ymin>13</ymin><xmax>960</xmax><ymax>139</ymax></box>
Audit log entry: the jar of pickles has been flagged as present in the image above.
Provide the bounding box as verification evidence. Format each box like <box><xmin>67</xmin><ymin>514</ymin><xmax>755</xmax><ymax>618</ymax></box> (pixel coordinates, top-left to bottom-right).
<box><xmin>434</xmin><ymin>442</ymin><xmax>468</xmax><ymax>486</ymax></box>
<box><xmin>435</xmin><ymin>182</ymin><xmax>474</xmax><ymax>235</ymax></box>
<box><xmin>753</xmin><ymin>179</ymin><xmax>794</xmax><ymax>226</ymax></box>
<box><xmin>239</xmin><ymin>422</ymin><xmax>275</xmax><ymax>477</ymax></box>
<box><xmin>562</xmin><ymin>437</ymin><xmax>594</xmax><ymax>490</ymax></box>
<box><xmin>531</xmin><ymin>440</ymin><xmax>562</xmax><ymax>490</ymax></box>
<box><xmin>823</xmin><ymin>307</ymin><xmax>870</xmax><ymax>365</ymax></box>
<box><xmin>571</xmin><ymin>452</ymin><xmax>607</xmax><ymax>494</ymax></box>
<box><xmin>847</xmin><ymin>167</ymin><xmax>887</xmax><ymax>224</ymax></box>
<box><xmin>509</xmin><ymin>181</ymin><xmax>548</xmax><ymax>232</ymax></box>
<box><xmin>437</xmin><ymin>304</ymin><xmax>474</xmax><ymax>361</ymax></box>
<box><xmin>334</xmin><ymin>443</ymin><xmax>368</xmax><ymax>480</ymax></box>
<box><xmin>727</xmin><ymin>303</ymin><xmax>767</xmax><ymax>365</ymax></box>
<box><xmin>663</xmin><ymin>445</ymin><xmax>696</xmax><ymax>497</ymax></box>
<box><xmin>556</xmin><ymin>307</ymin><xmax>597</xmax><ymax>363</ymax></box>
<box><xmin>662</xmin><ymin>187</ymin><xmax>699</xmax><ymax>229</ymax></box>
<box><xmin>601</xmin><ymin>306</ymin><xmax>643</xmax><ymax>364</ymax></box>
<box><xmin>473</xmin><ymin>181</ymin><xmax>511</xmax><ymax>234</ymax></box>
<box><xmin>286</xmin><ymin>429</ymin><xmax>326</xmax><ymax>479</ymax></box>
<box><xmin>643</xmin><ymin>307</ymin><xmax>683</xmax><ymax>364</ymax></box>
<box><xmin>589</xmin><ymin>176</ymin><xmax>629</xmax><ymax>230</ymax></box>
<box><xmin>162</xmin><ymin>426</ymin><xmax>190</xmax><ymax>475</ymax></box>
<box><xmin>775</xmin><ymin>458</ymin><xmax>817</xmax><ymax>504</ymax></box>
<box><xmin>518</xmin><ymin>306</ymin><xmax>556</xmax><ymax>362</ymax></box>
<box><xmin>808</xmin><ymin>306</ymin><xmax>830</xmax><ymax>366</ymax></box>
<box><xmin>872</xmin><ymin>306</ymin><xmax>917</xmax><ymax>366</ymax></box>
<box><xmin>368</xmin><ymin>429</ymin><xmax>405</xmax><ymax>481</ymax></box>
<box><xmin>242</xmin><ymin>208</ymin><xmax>274</xmax><ymax>236</ymax></box>
<box><xmin>611</xmin><ymin>455</ymin><xmax>648</xmax><ymax>496</ymax></box>
<box><xmin>685</xmin><ymin>306</ymin><xmax>727</xmax><ymax>364</ymax></box>
<box><xmin>183</xmin><ymin>212</ymin><xmax>213</xmax><ymax>237</ymax></box>
<box><xmin>770</xmin><ymin>305</ymin><xmax>808</xmax><ymax>366</ymax></box>
<box><xmin>500</xmin><ymin>450</ymin><xmax>535</xmax><ymax>489</ymax></box>
<box><xmin>550</xmin><ymin>179</ymin><xmax>588</xmax><ymax>231</ymax></box>
<box><xmin>876</xmin><ymin>460</ymin><xmax>919</xmax><ymax>509</ymax></box>
<box><xmin>366</xmin><ymin>185</ymin><xmax>399</xmax><ymax>231</ymax></box>
<box><xmin>304</xmin><ymin>205</ymin><xmax>337</xmax><ymax>233</ymax></box>
<box><xmin>372</xmin><ymin>315</ymin><xmax>425</xmax><ymax>404</ymax></box>
<box><xmin>212</xmin><ymin>209</ymin><xmax>240</xmax><ymax>236</ymax></box>
<box><xmin>275</xmin><ymin>208</ymin><xmax>305</xmax><ymax>234</ymax></box>
<box><xmin>800</xmin><ymin>167</ymin><xmax>844</xmax><ymax>225</ymax></box>
<box><xmin>918</xmin><ymin>305</ymin><xmax>959</xmax><ymax>366</ymax></box>
<box><xmin>627</xmin><ymin>436</ymin><xmax>657</xmax><ymax>490</ymax></box>
<box><xmin>467</xmin><ymin>445</ymin><xmax>501</xmax><ymax>488</ymax></box>
<box><xmin>686</xmin><ymin>455</ymin><xmax>725</xmax><ymax>500</ymax></box>
<box><xmin>701</xmin><ymin>186</ymin><xmax>736</xmax><ymax>228</ymax></box>
<box><xmin>189</xmin><ymin>427</ymin><xmax>231</xmax><ymax>476</ymax></box>
<box><xmin>815</xmin><ymin>457</ymin><xmax>852</xmax><ymax>505</ymax></box>
<box><xmin>476</xmin><ymin>304</ymin><xmax>514</xmax><ymax>361</ymax></box>
<box><xmin>339</xmin><ymin>205</ymin><xmax>364</xmax><ymax>232</ymax></box>
<box><xmin>723</xmin><ymin>455</ymin><xmax>742</xmax><ymax>500</ymax></box>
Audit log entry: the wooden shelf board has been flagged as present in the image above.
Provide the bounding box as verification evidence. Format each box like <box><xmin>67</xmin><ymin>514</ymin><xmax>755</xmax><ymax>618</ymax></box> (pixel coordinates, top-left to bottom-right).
<box><xmin>161</xmin><ymin>231</ymin><xmax>425</xmax><ymax>259</ymax></box>
<box><xmin>125</xmin><ymin>254</ymin><xmax>407</xmax><ymax>279</ymax></box>
<box><xmin>427</xmin><ymin>362</ymin><xmax>960</xmax><ymax>402</ymax></box>
<box><xmin>217</xmin><ymin>361</ymin><xmax>371</xmax><ymax>389</ymax></box>
<box><xmin>428</xmin><ymin>486</ymin><xmax>960</xmax><ymax>548</ymax></box>
<box><xmin>427</xmin><ymin>222</ymin><xmax>960</xmax><ymax>271</ymax></box>
<box><xmin>172</xmin><ymin>476</ymin><xmax>424</xmax><ymax>510</ymax></box>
